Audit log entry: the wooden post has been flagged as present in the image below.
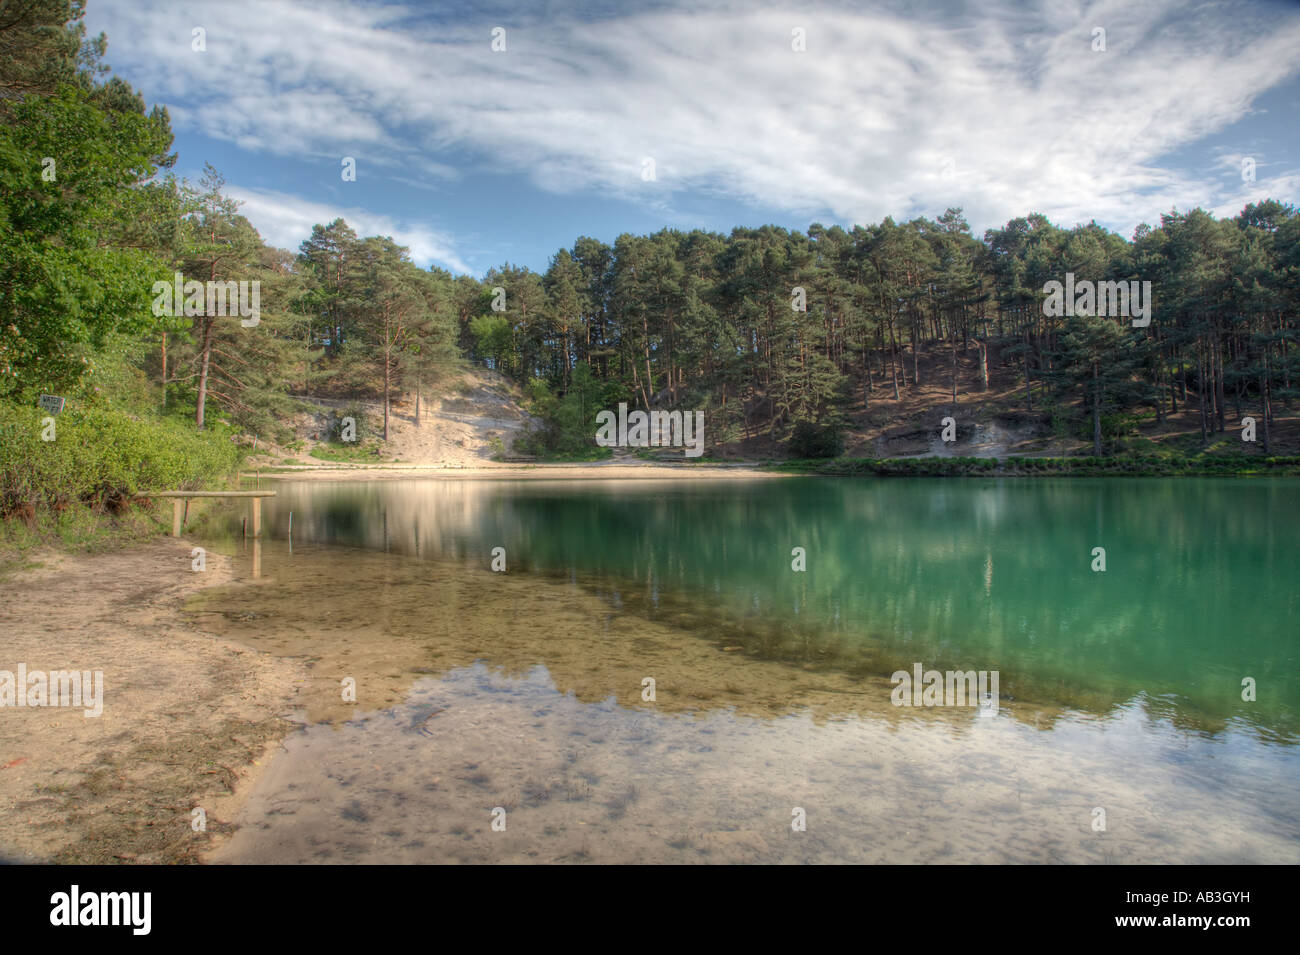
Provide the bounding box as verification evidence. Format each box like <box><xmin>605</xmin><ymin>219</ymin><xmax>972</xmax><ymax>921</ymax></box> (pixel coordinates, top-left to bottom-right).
<box><xmin>251</xmin><ymin>497</ymin><xmax>262</xmax><ymax>538</ymax></box>
<box><xmin>172</xmin><ymin>499</ymin><xmax>183</xmax><ymax>537</ymax></box>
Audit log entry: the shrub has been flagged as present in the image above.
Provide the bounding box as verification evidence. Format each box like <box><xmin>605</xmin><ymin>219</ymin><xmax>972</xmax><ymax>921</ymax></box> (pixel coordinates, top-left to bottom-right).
<box><xmin>788</xmin><ymin>418</ymin><xmax>845</xmax><ymax>459</ymax></box>
<box><xmin>329</xmin><ymin>404</ymin><xmax>371</xmax><ymax>443</ymax></box>
<box><xmin>0</xmin><ymin>401</ymin><xmax>242</xmax><ymax>516</ymax></box>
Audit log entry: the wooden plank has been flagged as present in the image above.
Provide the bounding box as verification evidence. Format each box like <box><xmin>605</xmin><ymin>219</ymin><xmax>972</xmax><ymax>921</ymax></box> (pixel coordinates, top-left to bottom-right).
<box><xmin>172</xmin><ymin>499</ymin><xmax>183</xmax><ymax>537</ymax></box>
<box><xmin>251</xmin><ymin>497</ymin><xmax>262</xmax><ymax>538</ymax></box>
<box><xmin>136</xmin><ymin>491</ymin><xmax>276</xmax><ymax>498</ymax></box>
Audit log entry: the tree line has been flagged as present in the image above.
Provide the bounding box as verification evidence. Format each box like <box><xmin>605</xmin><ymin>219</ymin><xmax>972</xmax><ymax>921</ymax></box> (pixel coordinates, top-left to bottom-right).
<box><xmin>454</xmin><ymin>204</ymin><xmax>1298</xmax><ymax>456</ymax></box>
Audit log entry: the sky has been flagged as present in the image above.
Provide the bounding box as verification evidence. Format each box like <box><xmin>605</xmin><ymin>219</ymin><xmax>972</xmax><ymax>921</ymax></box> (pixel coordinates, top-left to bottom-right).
<box><xmin>86</xmin><ymin>0</ymin><xmax>1300</xmax><ymax>276</ymax></box>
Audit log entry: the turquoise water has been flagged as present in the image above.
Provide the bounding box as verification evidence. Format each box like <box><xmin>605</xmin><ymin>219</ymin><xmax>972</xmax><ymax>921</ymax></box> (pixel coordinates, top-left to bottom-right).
<box><xmin>249</xmin><ymin>476</ymin><xmax>1298</xmax><ymax>738</ymax></box>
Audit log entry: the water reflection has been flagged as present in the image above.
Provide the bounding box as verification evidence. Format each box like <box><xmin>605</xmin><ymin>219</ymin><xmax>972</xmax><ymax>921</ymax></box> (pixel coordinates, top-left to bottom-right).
<box><xmin>209</xmin><ymin>477</ymin><xmax>1300</xmax><ymax>739</ymax></box>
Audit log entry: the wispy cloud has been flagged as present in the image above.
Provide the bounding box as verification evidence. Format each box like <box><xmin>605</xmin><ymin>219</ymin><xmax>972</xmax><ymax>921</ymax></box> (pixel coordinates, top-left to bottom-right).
<box><xmin>99</xmin><ymin>0</ymin><xmax>1300</xmax><ymax>245</ymax></box>
<box><xmin>228</xmin><ymin>186</ymin><xmax>473</xmax><ymax>273</ymax></box>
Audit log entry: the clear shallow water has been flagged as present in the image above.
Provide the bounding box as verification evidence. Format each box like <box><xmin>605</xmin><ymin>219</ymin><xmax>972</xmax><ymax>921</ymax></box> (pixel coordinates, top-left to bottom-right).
<box><xmin>192</xmin><ymin>476</ymin><xmax>1300</xmax><ymax>863</ymax></box>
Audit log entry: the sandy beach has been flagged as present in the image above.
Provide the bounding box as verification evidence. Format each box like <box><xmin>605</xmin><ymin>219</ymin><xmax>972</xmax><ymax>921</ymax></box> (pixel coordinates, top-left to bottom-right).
<box><xmin>0</xmin><ymin>539</ymin><xmax>305</xmax><ymax>863</ymax></box>
<box><xmin>251</xmin><ymin>462</ymin><xmax>789</xmax><ymax>482</ymax></box>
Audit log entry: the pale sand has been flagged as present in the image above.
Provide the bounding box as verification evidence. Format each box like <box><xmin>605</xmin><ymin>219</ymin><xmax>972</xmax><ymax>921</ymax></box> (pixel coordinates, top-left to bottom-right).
<box><xmin>253</xmin><ymin>463</ymin><xmax>789</xmax><ymax>482</ymax></box>
<box><xmin>0</xmin><ymin>540</ymin><xmax>305</xmax><ymax>863</ymax></box>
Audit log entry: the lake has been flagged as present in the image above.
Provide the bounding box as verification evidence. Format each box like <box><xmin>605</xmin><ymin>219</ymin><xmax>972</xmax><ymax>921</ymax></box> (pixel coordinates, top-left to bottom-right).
<box><xmin>189</xmin><ymin>475</ymin><xmax>1300</xmax><ymax>863</ymax></box>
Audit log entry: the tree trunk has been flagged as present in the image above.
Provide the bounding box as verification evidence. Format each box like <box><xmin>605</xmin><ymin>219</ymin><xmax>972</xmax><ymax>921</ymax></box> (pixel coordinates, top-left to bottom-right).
<box><xmin>977</xmin><ymin>339</ymin><xmax>988</xmax><ymax>392</ymax></box>
<box><xmin>863</xmin><ymin>339</ymin><xmax>873</xmax><ymax>410</ymax></box>
<box><xmin>383</xmin><ymin>349</ymin><xmax>391</xmax><ymax>441</ymax></box>
<box><xmin>1093</xmin><ymin>361</ymin><xmax>1102</xmax><ymax>456</ymax></box>
<box><xmin>1261</xmin><ymin>347</ymin><xmax>1271</xmax><ymax>453</ymax></box>
<box><xmin>951</xmin><ymin>332</ymin><xmax>958</xmax><ymax>405</ymax></box>
<box><xmin>1215</xmin><ymin>339</ymin><xmax>1226</xmax><ymax>432</ymax></box>
<box><xmin>1153</xmin><ymin>358</ymin><xmax>1163</xmax><ymax>425</ymax></box>
<box><xmin>912</xmin><ymin>318</ymin><xmax>920</xmax><ymax>386</ymax></box>
<box><xmin>160</xmin><ymin>332</ymin><xmax>167</xmax><ymax>410</ymax></box>
<box><xmin>888</xmin><ymin>320</ymin><xmax>901</xmax><ymax>400</ymax></box>
<box><xmin>1198</xmin><ymin>344</ymin><xmax>1208</xmax><ymax>442</ymax></box>
<box><xmin>196</xmin><ymin>318</ymin><xmax>215</xmax><ymax>430</ymax></box>
<box><xmin>1170</xmin><ymin>356</ymin><xmax>1178</xmax><ymax>414</ymax></box>
<box><xmin>1023</xmin><ymin>349</ymin><xmax>1032</xmax><ymax>413</ymax></box>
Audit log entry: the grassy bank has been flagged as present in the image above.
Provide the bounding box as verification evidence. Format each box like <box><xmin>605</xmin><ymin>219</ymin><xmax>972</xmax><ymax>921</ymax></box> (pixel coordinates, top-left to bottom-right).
<box><xmin>772</xmin><ymin>454</ymin><xmax>1300</xmax><ymax>477</ymax></box>
<box><xmin>0</xmin><ymin>401</ymin><xmax>244</xmax><ymax>563</ymax></box>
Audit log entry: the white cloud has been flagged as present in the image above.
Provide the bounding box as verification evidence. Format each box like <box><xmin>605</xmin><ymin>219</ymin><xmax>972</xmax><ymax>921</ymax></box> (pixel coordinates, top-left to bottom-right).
<box><xmin>96</xmin><ymin>0</ymin><xmax>1300</xmax><ymax>239</ymax></box>
<box><xmin>227</xmin><ymin>186</ymin><xmax>472</xmax><ymax>273</ymax></box>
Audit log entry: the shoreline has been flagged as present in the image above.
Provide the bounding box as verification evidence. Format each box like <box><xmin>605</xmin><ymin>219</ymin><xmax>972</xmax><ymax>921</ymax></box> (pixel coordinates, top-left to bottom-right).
<box><xmin>243</xmin><ymin>456</ymin><xmax>1300</xmax><ymax>483</ymax></box>
<box><xmin>0</xmin><ymin>539</ymin><xmax>304</xmax><ymax>863</ymax></box>
<box><xmin>247</xmin><ymin>462</ymin><xmax>789</xmax><ymax>482</ymax></box>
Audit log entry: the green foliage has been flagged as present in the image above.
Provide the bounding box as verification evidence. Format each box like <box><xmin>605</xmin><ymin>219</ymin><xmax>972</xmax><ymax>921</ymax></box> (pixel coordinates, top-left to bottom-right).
<box><xmin>787</xmin><ymin>417</ymin><xmax>845</xmax><ymax>458</ymax></box>
<box><xmin>0</xmin><ymin>84</ymin><xmax>175</xmax><ymax>400</ymax></box>
<box><xmin>777</xmin><ymin>454</ymin><xmax>1300</xmax><ymax>477</ymax></box>
<box><xmin>0</xmin><ymin>400</ymin><xmax>243</xmax><ymax>515</ymax></box>
<box><xmin>0</xmin><ymin>1</ymin><xmax>90</xmax><ymax>106</ymax></box>
<box><xmin>327</xmin><ymin>403</ymin><xmax>371</xmax><ymax>443</ymax></box>
<box><xmin>469</xmin><ymin>314</ymin><xmax>513</xmax><ymax>371</ymax></box>
<box><xmin>0</xmin><ymin>503</ymin><xmax>161</xmax><ymax>568</ymax></box>
<box><xmin>309</xmin><ymin>435</ymin><xmax>384</xmax><ymax>462</ymax></box>
<box><xmin>515</xmin><ymin>363</ymin><xmax>608</xmax><ymax>458</ymax></box>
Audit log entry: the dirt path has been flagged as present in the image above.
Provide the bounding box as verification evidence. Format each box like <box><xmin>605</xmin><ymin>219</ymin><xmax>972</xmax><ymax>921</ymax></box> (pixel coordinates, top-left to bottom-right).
<box><xmin>0</xmin><ymin>540</ymin><xmax>304</xmax><ymax>863</ymax></box>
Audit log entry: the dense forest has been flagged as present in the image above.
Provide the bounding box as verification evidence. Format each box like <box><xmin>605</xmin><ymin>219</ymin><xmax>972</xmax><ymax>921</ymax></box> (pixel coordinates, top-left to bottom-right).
<box><xmin>2</xmin><ymin>1</ymin><xmax>1299</xmax><ymax>522</ymax></box>
<box><xmin>457</xmin><ymin>202</ymin><xmax>1299</xmax><ymax>457</ymax></box>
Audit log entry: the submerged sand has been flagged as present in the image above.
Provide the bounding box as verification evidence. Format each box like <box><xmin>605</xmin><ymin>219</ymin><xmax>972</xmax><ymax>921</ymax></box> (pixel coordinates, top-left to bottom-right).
<box><xmin>196</xmin><ymin>539</ymin><xmax>1300</xmax><ymax>865</ymax></box>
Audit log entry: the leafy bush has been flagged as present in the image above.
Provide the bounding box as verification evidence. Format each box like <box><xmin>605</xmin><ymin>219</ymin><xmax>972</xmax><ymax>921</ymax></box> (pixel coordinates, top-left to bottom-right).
<box><xmin>0</xmin><ymin>401</ymin><xmax>243</xmax><ymax>516</ymax></box>
<box><xmin>328</xmin><ymin>404</ymin><xmax>371</xmax><ymax>443</ymax></box>
<box><xmin>514</xmin><ymin>364</ymin><xmax>610</xmax><ymax>459</ymax></box>
<box><xmin>787</xmin><ymin>418</ymin><xmax>845</xmax><ymax>458</ymax></box>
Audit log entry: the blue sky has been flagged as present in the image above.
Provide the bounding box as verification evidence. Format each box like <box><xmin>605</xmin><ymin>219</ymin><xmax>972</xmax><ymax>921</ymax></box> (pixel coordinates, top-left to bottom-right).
<box><xmin>87</xmin><ymin>0</ymin><xmax>1300</xmax><ymax>276</ymax></box>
